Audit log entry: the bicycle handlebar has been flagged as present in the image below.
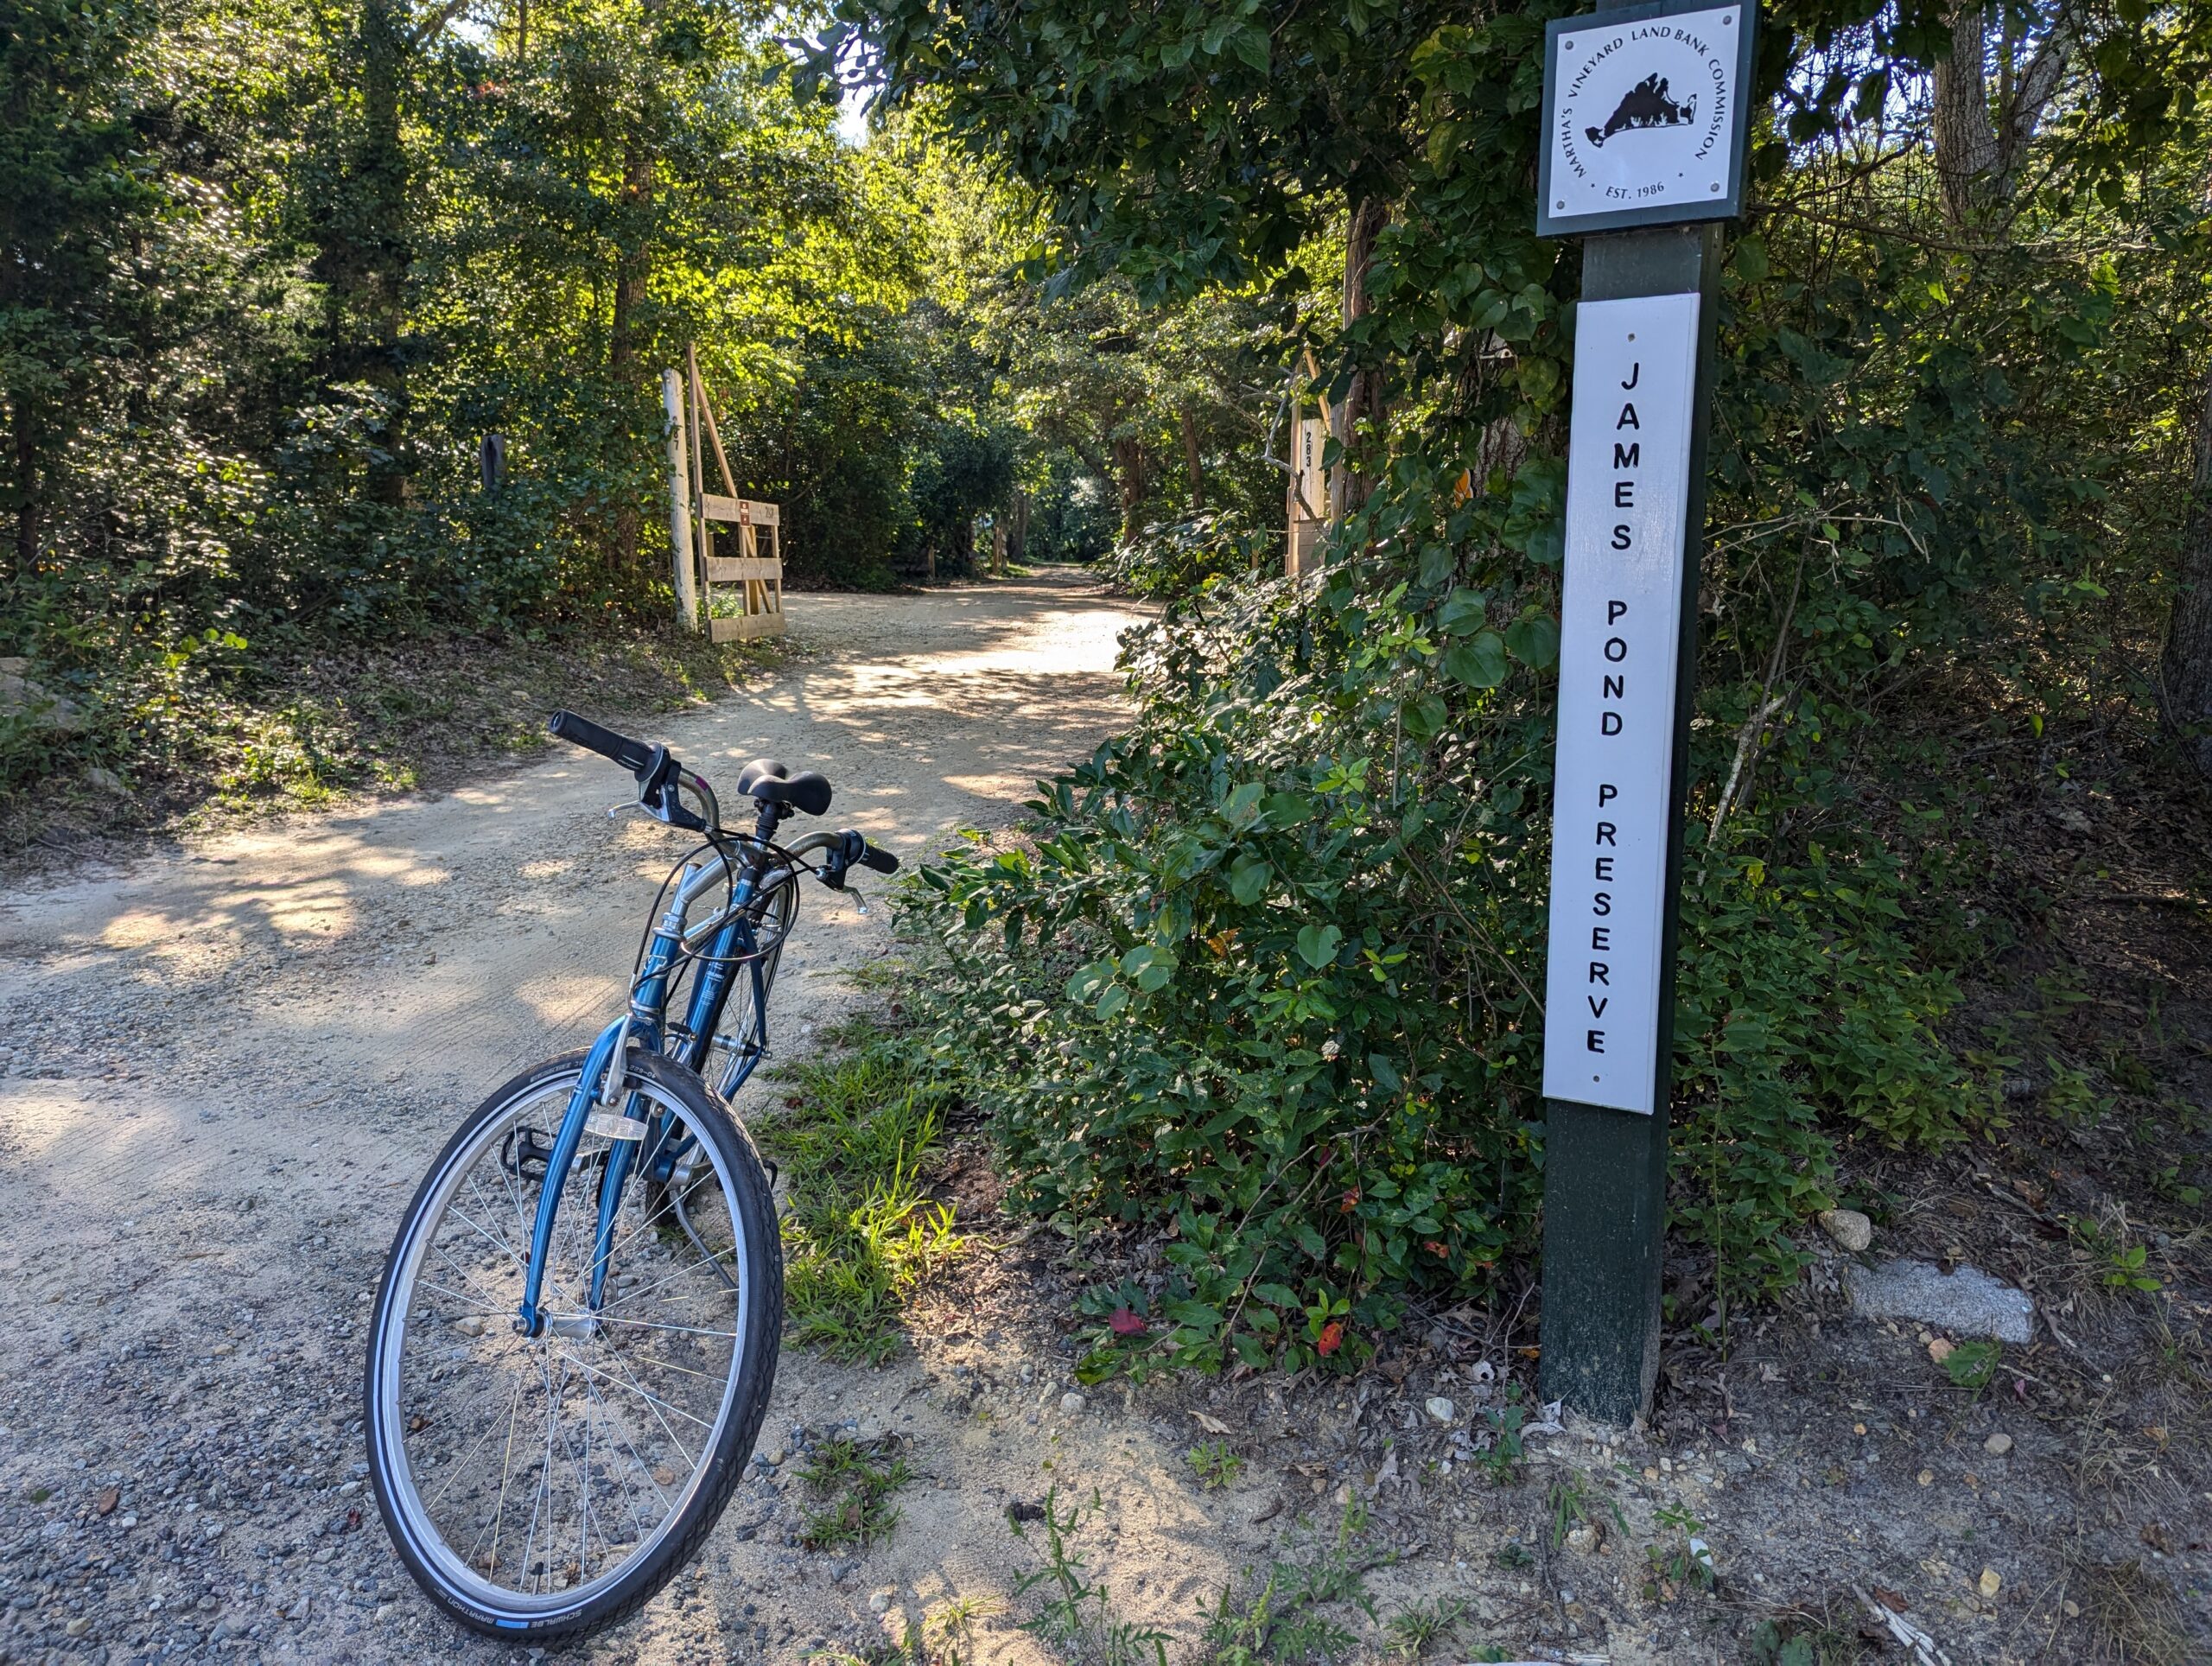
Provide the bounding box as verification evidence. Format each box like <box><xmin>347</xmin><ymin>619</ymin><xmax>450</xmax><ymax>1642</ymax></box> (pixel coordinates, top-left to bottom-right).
<box><xmin>546</xmin><ymin>709</ymin><xmax>861</xmax><ymax>849</ymax></box>
<box><xmin>860</xmin><ymin>843</ymin><xmax>899</xmax><ymax>875</ymax></box>
<box><xmin>547</xmin><ymin>709</ymin><xmax>654</xmax><ymax>774</ymax></box>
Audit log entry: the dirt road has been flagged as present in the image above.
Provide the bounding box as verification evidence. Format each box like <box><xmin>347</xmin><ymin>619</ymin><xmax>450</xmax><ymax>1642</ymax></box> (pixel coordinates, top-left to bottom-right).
<box><xmin>0</xmin><ymin>573</ymin><xmax>1254</xmax><ymax>1664</ymax></box>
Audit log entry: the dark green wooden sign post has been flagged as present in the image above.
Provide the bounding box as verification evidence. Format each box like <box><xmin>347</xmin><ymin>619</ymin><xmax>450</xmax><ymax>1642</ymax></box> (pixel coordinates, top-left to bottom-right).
<box><xmin>1531</xmin><ymin>0</ymin><xmax>1755</xmax><ymax>1425</ymax></box>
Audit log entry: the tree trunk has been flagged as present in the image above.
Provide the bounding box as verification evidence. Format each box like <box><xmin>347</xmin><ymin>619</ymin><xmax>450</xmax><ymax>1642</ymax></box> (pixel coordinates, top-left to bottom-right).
<box><xmin>1010</xmin><ymin>490</ymin><xmax>1029</xmax><ymax>563</ymax></box>
<box><xmin>1179</xmin><ymin>404</ymin><xmax>1205</xmax><ymax>512</ymax></box>
<box><xmin>1340</xmin><ymin>196</ymin><xmax>1389</xmax><ymax>512</ymax></box>
<box><xmin>1930</xmin><ymin>1</ymin><xmax>2069</xmax><ymax>226</ymax></box>
<box><xmin>357</xmin><ymin>0</ymin><xmax>410</xmax><ymax>506</ymax></box>
<box><xmin>2160</xmin><ymin>364</ymin><xmax>2212</xmax><ymax>779</ymax></box>
<box><xmin>10</xmin><ymin>407</ymin><xmax>37</xmax><ymax>578</ymax></box>
<box><xmin>608</xmin><ymin>133</ymin><xmax>655</xmax><ymax>579</ymax></box>
<box><xmin>1931</xmin><ymin>4</ymin><xmax>1998</xmax><ymax>226</ymax></box>
<box><xmin>1111</xmin><ymin>436</ymin><xmax>1147</xmax><ymax>540</ymax></box>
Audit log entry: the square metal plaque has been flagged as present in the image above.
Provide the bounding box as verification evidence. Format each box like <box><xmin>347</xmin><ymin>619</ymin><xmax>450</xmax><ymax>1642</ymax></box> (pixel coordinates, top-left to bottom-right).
<box><xmin>1537</xmin><ymin>0</ymin><xmax>1757</xmax><ymax>237</ymax></box>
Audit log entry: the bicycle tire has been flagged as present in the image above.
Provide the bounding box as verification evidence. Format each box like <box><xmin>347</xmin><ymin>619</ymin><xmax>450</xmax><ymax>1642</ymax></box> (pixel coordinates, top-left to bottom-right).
<box><xmin>365</xmin><ymin>1049</ymin><xmax>783</xmax><ymax>1643</ymax></box>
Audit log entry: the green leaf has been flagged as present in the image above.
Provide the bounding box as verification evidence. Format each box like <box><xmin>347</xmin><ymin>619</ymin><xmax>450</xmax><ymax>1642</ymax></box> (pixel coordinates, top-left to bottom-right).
<box><xmin>1437</xmin><ymin>587</ymin><xmax>1488</xmax><ymax>635</ymax></box>
<box><xmin>1296</xmin><ymin>923</ymin><xmax>1343</xmax><ymax>968</ymax></box>
<box><xmin>1065</xmin><ymin>958</ymin><xmax>1116</xmax><ymax>1003</ymax></box>
<box><xmin>1230</xmin><ymin>25</ymin><xmax>1271</xmax><ymax>70</ymax></box>
<box><xmin>1504</xmin><ymin>616</ymin><xmax>1559</xmax><ymax>669</ymax></box>
<box><xmin>1228</xmin><ymin>855</ymin><xmax>1271</xmax><ymax>905</ymax></box>
<box><xmin>1443</xmin><ymin>632</ymin><xmax>1509</xmax><ymax>689</ymax></box>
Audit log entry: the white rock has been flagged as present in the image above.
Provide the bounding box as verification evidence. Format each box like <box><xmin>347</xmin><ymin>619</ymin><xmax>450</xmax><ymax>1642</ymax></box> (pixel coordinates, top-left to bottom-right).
<box><xmin>1425</xmin><ymin>1396</ymin><xmax>1456</xmax><ymax>1423</ymax></box>
<box><xmin>1844</xmin><ymin>1259</ymin><xmax>2035</xmax><ymax>1344</ymax></box>
<box><xmin>1816</xmin><ymin>1208</ymin><xmax>1872</xmax><ymax>1253</ymax></box>
<box><xmin>1059</xmin><ymin>1392</ymin><xmax>1086</xmax><ymax>1415</ymax></box>
<box><xmin>1983</xmin><ymin>1432</ymin><xmax>2013</xmax><ymax>1456</ymax></box>
<box><xmin>868</xmin><ymin>1587</ymin><xmax>895</xmax><ymax>1614</ymax></box>
<box><xmin>1565</xmin><ymin>1523</ymin><xmax>1602</xmax><ymax>1555</ymax></box>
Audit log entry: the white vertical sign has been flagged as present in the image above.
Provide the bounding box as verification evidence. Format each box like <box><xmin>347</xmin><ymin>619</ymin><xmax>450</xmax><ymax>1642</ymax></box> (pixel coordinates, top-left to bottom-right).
<box><xmin>1541</xmin><ymin>291</ymin><xmax>1701</xmax><ymax>1114</ymax></box>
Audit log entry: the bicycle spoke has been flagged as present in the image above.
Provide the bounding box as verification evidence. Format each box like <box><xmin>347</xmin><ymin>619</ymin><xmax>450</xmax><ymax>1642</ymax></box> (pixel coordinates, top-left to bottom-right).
<box><xmin>597</xmin><ymin>1240</ymin><xmax>741</xmax><ymax>1313</ymax></box>
<box><xmin>427</xmin><ymin>1375</ymin><xmax>524</xmax><ymax>1514</ymax></box>
<box><xmin>556</xmin><ymin>1313</ymin><xmax>737</xmax><ymax>1342</ymax></box>
<box><xmin>559</xmin><ymin>1348</ymin><xmax>711</xmax><ymax>1446</ymax></box>
<box><xmin>576</xmin><ymin>1364</ymin><xmax>672</xmax><ymax>1526</ymax></box>
<box><xmin>413</xmin><ymin>1280</ymin><xmax>506</xmax><ymax>1317</ymax></box>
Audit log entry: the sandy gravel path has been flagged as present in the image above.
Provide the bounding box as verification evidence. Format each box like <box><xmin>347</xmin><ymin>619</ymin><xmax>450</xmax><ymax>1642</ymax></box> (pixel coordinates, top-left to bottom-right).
<box><xmin>0</xmin><ymin>573</ymin><xmax>1268</xmax><ymax>1665</ymax></box>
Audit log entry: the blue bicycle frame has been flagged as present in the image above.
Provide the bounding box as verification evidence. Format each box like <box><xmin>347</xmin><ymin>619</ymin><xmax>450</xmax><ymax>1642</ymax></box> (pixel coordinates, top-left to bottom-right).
<box><xmin>512</xmin><ymin>849</ymin><xmax>779</xmax><ymax>1337</ymax></box>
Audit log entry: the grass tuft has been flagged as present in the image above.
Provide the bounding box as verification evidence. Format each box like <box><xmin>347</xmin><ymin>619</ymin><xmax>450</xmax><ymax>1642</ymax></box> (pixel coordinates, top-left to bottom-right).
<box><xmin>766</xmin><ymin>1020</ymin><xmax>965</xmax><ymax>1364</ymax></box>
<box><xmin>797</xmin><ymin>1433</ymin><xmax>913</xmax><ymax>1551</ymax></box>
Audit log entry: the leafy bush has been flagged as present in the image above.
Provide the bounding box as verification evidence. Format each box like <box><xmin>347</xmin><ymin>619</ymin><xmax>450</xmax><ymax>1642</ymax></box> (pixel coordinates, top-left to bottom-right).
<box><xmin>899</xmin><ymin>561</ymin><xmax>1979</xmax><ymax>1373</ymax></box>
<box><xmin>1098</xmin><ymin>511</ymin><xmax>1274</xmax><ymax>599</ymax></box>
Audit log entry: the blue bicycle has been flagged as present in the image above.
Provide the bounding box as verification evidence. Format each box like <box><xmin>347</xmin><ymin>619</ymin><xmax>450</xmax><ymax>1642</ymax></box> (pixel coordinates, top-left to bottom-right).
<box><xmin>364</xmin><ymin>710</ymin><xmax>897</xmax><ymax>1641</ymax></box>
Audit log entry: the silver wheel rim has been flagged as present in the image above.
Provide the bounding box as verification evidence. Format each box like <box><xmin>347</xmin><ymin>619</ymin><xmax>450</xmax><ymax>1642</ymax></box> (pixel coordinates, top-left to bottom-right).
<box><xmin>372</xmin><ymin>1068</ymin><xmax>755</xmax><ymax>1617</ymax></box>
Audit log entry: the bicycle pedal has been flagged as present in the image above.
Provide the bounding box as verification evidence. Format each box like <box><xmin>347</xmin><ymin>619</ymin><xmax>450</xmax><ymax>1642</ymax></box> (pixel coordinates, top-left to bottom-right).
<box><xmin>584</xmin><ymin>1110</ymin><xmax>649</xmax><ymax>1141</ymax></box>
<box><xmin>499</xmin><ymin>1126</ymin><xmax>554</xmax><ymax>1181</ymax></box>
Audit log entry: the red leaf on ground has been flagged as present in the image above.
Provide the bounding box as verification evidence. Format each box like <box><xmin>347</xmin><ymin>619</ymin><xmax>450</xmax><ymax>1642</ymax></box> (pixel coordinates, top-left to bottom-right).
<box><xmin>1317</xmin><ymin>1320</ymin><xmax>1344</xmax><ymax>1356</ymax></box>
<box><xmin>1109</xmin><ymin>1307</ymin><xmax>1146</xmax><ymax>1337</ymax></box>
<box><xmin>1338</xmin><ymin>1188</ymin><xmax>1360</xmax><ymax>1212</ymax></box>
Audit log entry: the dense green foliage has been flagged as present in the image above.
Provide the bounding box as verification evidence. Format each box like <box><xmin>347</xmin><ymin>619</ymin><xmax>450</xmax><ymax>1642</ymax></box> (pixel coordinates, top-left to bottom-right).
<box><xmin>0</xmin><ymin>0</ymin><xmax>1279</xmax><ymax>798</ymax></box>
<box><xmin>848</xmin><ymin>0</ymin><xmax>2212</xmax><ymax>1364</ymax></box>
<box><xmin>11</xmin><ymin>0</ymin><xmax>2211</xmax><ymax>1368</ymax></box>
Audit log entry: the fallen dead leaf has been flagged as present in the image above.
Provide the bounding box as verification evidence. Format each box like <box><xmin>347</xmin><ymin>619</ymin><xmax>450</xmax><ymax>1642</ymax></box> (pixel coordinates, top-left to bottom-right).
<box><xmin>1191</xmin><ymin>1411</ymin><xmax>1233</xmax><ymax>1436</ymax></box>
<box><xmin>1928</xmin><ymin>1337</ymin><xmax>1956</xmax><ymax>1365</ymax></box>
<box><xmin>1978</xmin><ymin>1567</ymin><xmax>2001</xmax><ymax>1599</ymax></box>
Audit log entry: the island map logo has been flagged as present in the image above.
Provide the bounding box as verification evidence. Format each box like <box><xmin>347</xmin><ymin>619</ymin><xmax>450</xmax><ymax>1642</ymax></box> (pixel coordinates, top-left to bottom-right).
<box><xmin>1584</xmin><ymin>73</ymin><xmax>1697</xmax><ymax>148</ymax></box>
<box><xmin>1546</xmin><ymin>3</ymin><xmax>1741</xmax><ymax>223</ymax></box>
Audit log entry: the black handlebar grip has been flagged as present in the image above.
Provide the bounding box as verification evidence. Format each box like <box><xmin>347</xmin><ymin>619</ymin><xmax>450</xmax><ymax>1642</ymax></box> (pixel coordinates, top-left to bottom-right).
<box><xmin>547</xmin><ymin>709</ymin><xmax>654</xmax><ymax>773</ymax></box>
<box><xmin>860</xmin><ymin>843</ymin><xmax>899</xmax><ymax>875</ymax></box>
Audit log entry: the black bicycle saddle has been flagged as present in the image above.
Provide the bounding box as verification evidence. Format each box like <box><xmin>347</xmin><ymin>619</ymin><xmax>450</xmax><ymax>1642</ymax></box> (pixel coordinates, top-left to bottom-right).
<box><xmin>735</xmin><ymin>757</ymin><xmax>831</xmax><ymax>816</ymax></box>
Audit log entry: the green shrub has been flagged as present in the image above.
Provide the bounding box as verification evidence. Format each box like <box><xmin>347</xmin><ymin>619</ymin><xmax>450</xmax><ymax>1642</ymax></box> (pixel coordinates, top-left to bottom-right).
<box><xmin>1100</xmin><ymin>511</ymin><xmax>1274</xmax><ymax>599</ymax></box>
<box><xmin>900</xmin><ymin>564</ymin><xmax>1980</xmax><ymax>1372</ymax></box>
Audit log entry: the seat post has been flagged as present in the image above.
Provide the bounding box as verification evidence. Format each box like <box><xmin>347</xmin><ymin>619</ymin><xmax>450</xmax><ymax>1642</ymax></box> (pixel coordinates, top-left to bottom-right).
<box><xmin>745</xmin><ymin>800</ymin><xmax>785</xmax><ymax>883</ymax></box>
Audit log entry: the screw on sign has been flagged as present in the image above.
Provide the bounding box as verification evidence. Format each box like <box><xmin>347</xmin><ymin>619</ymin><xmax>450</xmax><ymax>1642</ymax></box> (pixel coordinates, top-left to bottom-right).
<box><xmin>1531</xmin><ymin>0</ymin><xmax>1753</xmax><ymax>1427</ymax></box>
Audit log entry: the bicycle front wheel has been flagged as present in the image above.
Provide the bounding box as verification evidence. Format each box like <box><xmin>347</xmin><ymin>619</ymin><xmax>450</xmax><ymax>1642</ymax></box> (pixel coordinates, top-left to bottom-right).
<box><xmin>365</xmin><ymin>1050</ymin><xmax>782</xmax><ymax>1642</ymax></box>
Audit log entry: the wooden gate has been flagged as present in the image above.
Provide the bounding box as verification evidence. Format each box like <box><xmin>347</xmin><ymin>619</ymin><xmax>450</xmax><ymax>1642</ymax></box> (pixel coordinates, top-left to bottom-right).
<box><xmin>661</xmin><ymin>347</ymin><xmax>785</xmax><ymax>640</ymax></box>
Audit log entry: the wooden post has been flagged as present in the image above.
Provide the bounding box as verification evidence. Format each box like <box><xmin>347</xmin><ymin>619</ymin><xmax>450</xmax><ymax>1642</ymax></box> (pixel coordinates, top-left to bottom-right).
<box><xmin>1529</xmin><ymin>0</ymin><xmax>1753</xmax><ymax>1426</ymax></box>
<box><xmin>1537</xmin><ymin>226</ymin><xmax>1721</xmax><ymax>1424</ymax></box>
<box><xmin>687</xmin><ymin>349</ymin><xmax>709</xmax><ymax>603</ymax></box>
<box><xmin>662</xmin><ymin>367</ymin><xmax>699</xmax><ymax>630</ymax></box>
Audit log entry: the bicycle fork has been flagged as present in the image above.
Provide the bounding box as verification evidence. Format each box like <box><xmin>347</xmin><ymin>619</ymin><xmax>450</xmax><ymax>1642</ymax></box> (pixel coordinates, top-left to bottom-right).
<box><xmin>512</xmin><ymin>1016</ymin><xmax>651</xmax><ymax>1339</ymax></box>
<box><xmin>512</xmin><ymin>861</ymin><xmax>763</xmax><ymax>1339</ymax></box>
